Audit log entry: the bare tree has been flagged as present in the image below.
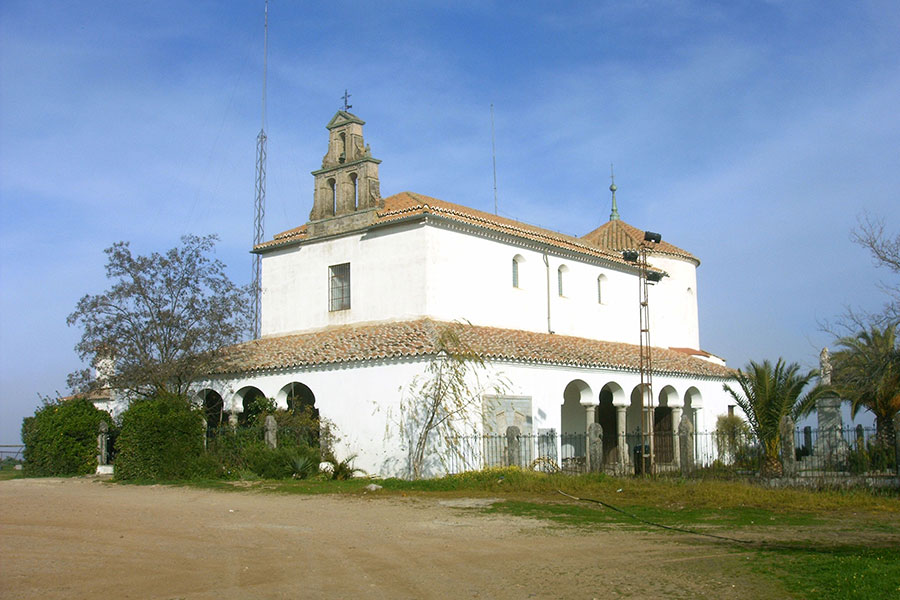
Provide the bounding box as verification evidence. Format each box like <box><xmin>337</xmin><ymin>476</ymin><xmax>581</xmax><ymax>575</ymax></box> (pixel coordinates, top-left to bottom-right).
<box><xmin>852</xmin><ymin>213</ymin><xmax>900</xmax><ymax>325</ymax></box>
<box><xmin>394</xmin><ymin>324</ymin><xmax>506</xmax><ymax>479</ymax></box>
<box><xmin>67</xmin><ymin>235</ymin><xmax>251</xmax><ymax>398</ymax></box>
<box><xmin>821</xmin><ymin>213</ymin><xmax>899</xmax><ymax>336</ymax></box>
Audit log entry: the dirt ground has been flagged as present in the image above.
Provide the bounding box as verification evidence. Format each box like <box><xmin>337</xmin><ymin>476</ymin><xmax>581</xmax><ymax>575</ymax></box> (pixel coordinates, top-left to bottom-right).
<box><xmin>1</xmin><ymin>478</ymin><xmax>784</xmax><ymax>599</ymax></box>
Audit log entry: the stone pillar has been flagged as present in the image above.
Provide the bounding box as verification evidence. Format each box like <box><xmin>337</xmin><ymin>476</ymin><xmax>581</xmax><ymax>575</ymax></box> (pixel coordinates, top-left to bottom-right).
<box><xmin>780</xmin><ymin>415</ymin><xmax>796</xmax><ymax>476</ymax></box>
<box><xmin>616</xmin><ymin>406</ymin><xmax>627</xmax><ymax>473</ymax></box>
<box><xmin>584</xmin><ymin>404</ymin><xmax>596</xmax><ymax>472</ymax></box>
<box><xmin>228</xmin><ymin>411</ymin><xmax>239</xmax><ymax>429</ymax></box>
<box><xmin>671</xmin><ymin>407</ymin><xmax>683</xmax><ymax>468</ymax></box>
<box><xmin>265</xmin><ymin>414</ymin><xmax>278</xmax><ymax>449</ymax></box>
<box><xmin>506</xmin><ymin>426</ymin><xmax>521</xmax><ymax>468</ymax></box>
<box><xmin>201</xmin><ymin>416</ymin><xmax>208</xmax><ymax>450</ymax></box>
<box><xmin>585</xmin><ymin>404</ymin><xmax>596</xmax><ymax>431</ymax></box>
<box><xmin>682</xmin><ymin>406</ymin><xmax>710</xmax><ymax>463</ymax></box>
<box><xmin>815</xmin><ymin>395</ymin><xmax>844</xmax><ymax>458</ymax></box>
<box><xmin>588</xmin><ymin>423</ymin><xmax>603</xmax><ymax>473</ymax></box>
<box><xmin>678</xmin><ymin>415</ymin><xmax>694</xmax><ymax>475</ymax></box>
<box><xmin>97</xmin><ymin>421</ymin><xmax>109</xmax><ymax>466</ymax></box>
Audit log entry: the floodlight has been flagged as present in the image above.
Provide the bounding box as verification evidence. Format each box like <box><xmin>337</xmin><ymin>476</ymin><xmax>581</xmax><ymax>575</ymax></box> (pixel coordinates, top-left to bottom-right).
<box><xmin>644</xmin><ymin>231</ymin><xmax>661</xmax><ymax>244</ymax></box>
<box><xmin>622</xmin><ymin>250</ymin><xmax>639</xmax><ymax>262</ymax></box>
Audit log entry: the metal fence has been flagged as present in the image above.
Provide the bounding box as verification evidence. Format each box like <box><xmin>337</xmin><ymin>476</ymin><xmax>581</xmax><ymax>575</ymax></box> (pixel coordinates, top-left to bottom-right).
<box><xmin>444</xmin><ymin>426</ymin><xmax>898</xmax><ymax>479</ymax></box>
<box><xmin>0</xmin><ymin>445</ymin><xmax>24</xmax><ymax>462</ymax></box>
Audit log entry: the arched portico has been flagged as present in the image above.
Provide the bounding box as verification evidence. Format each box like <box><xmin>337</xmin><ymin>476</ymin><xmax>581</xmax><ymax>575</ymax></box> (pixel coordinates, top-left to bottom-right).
<box><xmin>234</xmin><ymin>385</ymin><xmax>267</xmax><ymax>426</ymax></box>
<box><xmin>277</xmin><ymin>381</ymin><xmax>319</xmax><ymax>419</ymax></box>
<box><xmin>597</xmin><ymin>382</ymin><xmax>626</xmax><ymax>468</ymax></box>
<box><xmin>561</xmin><ymin>379</ymin><xmax>593</xmax><ymax>464</ymax></box>
<box><xmin>196</xmin><ymin>388</ymin><xmax>225</xmax><ymax>436</ymax></box>
<box><xmin>655</xmin><ymin>385</ymin><xmax>678</xmax><ymax>463</ymax></box>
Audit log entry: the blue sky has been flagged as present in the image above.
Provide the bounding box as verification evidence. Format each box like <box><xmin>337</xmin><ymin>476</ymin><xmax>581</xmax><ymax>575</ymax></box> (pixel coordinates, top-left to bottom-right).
<box><xmin>1</xmin><ymin>1</ymin><xmax>898</xmax><ymax>443</ymax></box>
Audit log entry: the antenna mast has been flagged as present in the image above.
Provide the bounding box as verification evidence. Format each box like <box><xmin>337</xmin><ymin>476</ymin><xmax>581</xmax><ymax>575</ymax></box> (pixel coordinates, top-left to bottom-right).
<box><xmin>490</xmin><ymin>104</ymin><xmax>498</xmax><ymax>215</ymax></box>
<box><xmin>251</xmin><ymin>0</ymin><xmax>268</xmax><ymax>339</ymax></box>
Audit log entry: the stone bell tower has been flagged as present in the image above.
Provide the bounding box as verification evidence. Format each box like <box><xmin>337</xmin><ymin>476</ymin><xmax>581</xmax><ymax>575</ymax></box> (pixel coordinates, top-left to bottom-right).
<box><xmin>309</xmin><ymin>110</ymin><xmax>382</xmax><ymax>223</ymax></box>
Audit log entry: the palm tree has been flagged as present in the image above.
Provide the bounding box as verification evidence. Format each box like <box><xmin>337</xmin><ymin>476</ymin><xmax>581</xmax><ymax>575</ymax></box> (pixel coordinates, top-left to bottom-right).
<box><xmin>831</xmin><ymin>323</ymin><xmax>900</xmax><ymax>453</ymax></box>
<box><xmin>724</xmin><ymin>359</ymin><xmax>825</xmax><ymax>477</ymax></box>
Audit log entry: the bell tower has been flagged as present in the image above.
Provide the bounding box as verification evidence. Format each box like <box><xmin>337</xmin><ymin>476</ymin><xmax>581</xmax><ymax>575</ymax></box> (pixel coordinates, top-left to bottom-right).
<box><xmin>309</xmin><ymin>110</ymin><xmax>382</xmax><ymax>222</ymax></box>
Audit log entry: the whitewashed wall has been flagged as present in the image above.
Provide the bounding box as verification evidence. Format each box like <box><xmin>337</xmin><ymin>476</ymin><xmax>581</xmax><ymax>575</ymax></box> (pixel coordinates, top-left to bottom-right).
<box><xmin>194</xmin><ymin>357</ymin><xmax>733</xmax><ymax>478</ymax></box>
<box><xmin>646</xmin><ymin>254</ymin><xmax>701</xmax><ymax>350</ymax></box>
<box><xmin>260</xmin><ymin>221</ymin><xmax>705</xmax><ymax>351</ymax></box>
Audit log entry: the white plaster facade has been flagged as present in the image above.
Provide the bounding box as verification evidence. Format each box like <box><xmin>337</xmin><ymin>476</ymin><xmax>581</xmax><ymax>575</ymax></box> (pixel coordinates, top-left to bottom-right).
<box><xmin>260</xmin><ymin>218</ymin><xmax>702</xmax><ymax>351</ymax></box>
<box><xmin>195</xmin><ymin>355</ymin><xmax>724</xmax><ymax>477</ymax></box>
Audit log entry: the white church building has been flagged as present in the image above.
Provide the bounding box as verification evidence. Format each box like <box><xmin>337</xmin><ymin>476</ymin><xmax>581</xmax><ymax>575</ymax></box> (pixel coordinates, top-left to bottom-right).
<box><xmin>194</xmin><ymin>110</ymin><xmax>735</xmax><ymax>477</ymax></box>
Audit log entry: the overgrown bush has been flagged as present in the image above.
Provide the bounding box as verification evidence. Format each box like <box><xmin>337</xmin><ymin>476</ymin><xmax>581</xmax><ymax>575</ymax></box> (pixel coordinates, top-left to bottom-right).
<box><xmin>114</xmin><ymin>393</ymin><xmax>215</xmax><ymax>480</ymax></box>
<box><xmin>206</xmin><ymin>424</ymin><xmax>321</xmax><ymax>480</ymax></box>
<box><xmin>21</xmin><ymin>397</ymin><xmax>112</xmax><ymax>476</ymax></box>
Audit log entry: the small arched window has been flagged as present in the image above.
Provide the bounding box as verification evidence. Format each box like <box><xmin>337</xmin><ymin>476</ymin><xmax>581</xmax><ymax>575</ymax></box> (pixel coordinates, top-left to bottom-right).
<box><xmin>327</xmin><ymin>178</ymin><xmax>336</xmax><ymax>215</ymax></box>
<box><xmin>597</xmin><ymin>274</ymin><xmax>608</xmax><ymax>304</ymax></box>
<box><xmin>512</xmin><ymin>255</ymin><xmax>524</xmax><ymax>288</ymax></box>
<box><xmin>557</xmin><ymin>265</ymin><xmax>567</xmax><ymax>297</ymax></box>
<box><xmin>349</xmin><ymin>172</ymin><xmax>359</xmax><ymax>209</ymax></box>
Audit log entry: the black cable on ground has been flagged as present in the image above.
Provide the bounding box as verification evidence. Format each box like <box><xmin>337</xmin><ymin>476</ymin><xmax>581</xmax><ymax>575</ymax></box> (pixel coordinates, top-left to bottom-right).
<box><xmin>556</xmin><ymin>489</ymin><xmax>754</xmax><ymax>545</ymax></box>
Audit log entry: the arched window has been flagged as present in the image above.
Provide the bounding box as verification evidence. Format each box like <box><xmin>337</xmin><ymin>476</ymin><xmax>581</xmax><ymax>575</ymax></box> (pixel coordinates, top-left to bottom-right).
<box><xmin>557</xmin><ymin>265</ymin><xmax>567</xmax><ymax>297</ymax></box>
<box><xmin>350</xmin><ymin>172</ymin><xmax>359</xmax><ymax>209</ymax></box>
<box><xmin>327</xmin><ymin>178</ymin><xmax>336</xmax><ymax>215</ymax></box>
<box><xmin>597</xmin><ymin>274</ymin><xmax>608</xmax><ymax>304</ymax></box>
<box><xmin>512</xmin><ymin>254</ymin><xmax>524</xmax><ymax>288</ymax></box>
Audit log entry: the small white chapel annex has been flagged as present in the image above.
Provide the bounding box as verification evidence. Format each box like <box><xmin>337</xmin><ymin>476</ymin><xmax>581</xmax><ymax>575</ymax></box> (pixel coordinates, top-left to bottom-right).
<box><xmin>193</xmin><ymin>110</ymin><xmax>735</xmax><ymax>477</ymax></box>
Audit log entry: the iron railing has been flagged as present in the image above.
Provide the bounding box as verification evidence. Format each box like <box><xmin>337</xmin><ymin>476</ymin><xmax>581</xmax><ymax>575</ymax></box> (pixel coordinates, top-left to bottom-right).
<box><xmin>443</xmin><ymin>427</ymin><xmax>898</xmax><ymax>478</ymax></box>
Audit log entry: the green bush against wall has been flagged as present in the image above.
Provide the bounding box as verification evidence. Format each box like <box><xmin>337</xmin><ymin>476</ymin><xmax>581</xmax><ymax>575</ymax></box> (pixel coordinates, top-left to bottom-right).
<box><xmin>114</xmin><ymin>393</ymin><xmax>214</xmax><ymax>480</ymax></box>
<box><xmin>22</xmin><ymin>397</ymin><xmax>112</xmax><ymax>476</ymax></box>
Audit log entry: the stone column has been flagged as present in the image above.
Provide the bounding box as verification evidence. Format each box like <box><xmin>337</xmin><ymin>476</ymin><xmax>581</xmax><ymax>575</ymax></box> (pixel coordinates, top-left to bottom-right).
<box><xmin>671</xmin><ymin>406</ymin><xmax>683</xmax><ymax>468</ymax></box>
<box><xmin>97</xmin><ymin>421</ymin><xmax>109</xmax><ymax>466</ymax></box>
<box><xmin>780</xmin><ymin>415</ymin><xmax>796</xmax><ymax>476</ymax></box>
<box><xmin>588</xmin><ymin>423</ymin><xmax>603</xmax><ymax>473</ymax></box>
<box><xmin>616</xmin><ymin>406</ymin><xmax>627</xmax><ymax>474</ymax></box>
<box><xmin>265</xmin><ymin>414</ymin><xmax>278</xmax><ymax>449</ymax></box>
<box><xmin>815</xmin><ymin>395</ymin><xmax>845</xmax><ymax>460</ymax></box>
<box><xmin>506</xmin><ymin>426</ymin><xmax>521</xmax><ymax>468</ymax></box>
<box><xmin>585</xmin><ymin>404</ymin><xmax>596</xmax><ymax>431</ymax></box>
<box><xmin>228</xmin><ymin>411</ymin><xmax>239</xmax><ymax>429</ymax></box>
<box><xmin>678</xmin><ymin>415</ymin><xmax>694</xmax><ymax>475</ymax></box>
<box><xmin>692</xmin><ymin>406</ymin><xmax>703</xmax><ymax>463</ymax></box>
<box><xmin>584</xmin><ymin>404</ymin><xmax>596</xmax><ymax>472</ymax></box>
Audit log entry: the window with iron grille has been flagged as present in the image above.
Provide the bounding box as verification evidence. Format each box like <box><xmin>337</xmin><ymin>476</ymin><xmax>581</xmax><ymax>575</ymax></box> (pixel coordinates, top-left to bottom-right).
<box><xmin>329</xmin><ymin>263</ymin><xmax>350</xmax><ymax>311</ymax></box>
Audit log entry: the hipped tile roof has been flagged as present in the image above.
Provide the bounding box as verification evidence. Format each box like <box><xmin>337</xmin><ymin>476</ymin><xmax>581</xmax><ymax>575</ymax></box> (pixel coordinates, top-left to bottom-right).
<box><xmin>256</xmin><ymin>192</ymin><xmax>676</xmax><ymax>268</ymax></box>
<box><xmin>581</xmin><ymin>219</ymin><xmax>698</xmax><ymax>263</ymax></box>
<box><xmin>213</xmin><ymin>319</ymin><xmax>733</xmax><ymax>379</ymax></box>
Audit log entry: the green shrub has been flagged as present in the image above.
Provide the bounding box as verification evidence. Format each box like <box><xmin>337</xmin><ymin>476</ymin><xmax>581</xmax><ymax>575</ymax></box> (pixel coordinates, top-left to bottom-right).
<box><xmin>207</xmin><ymin>425</ymin><xmax>320</xmax><ymax>480</ymax></box>
<box><xmin>114</xmin><ymin>393</ymin><xmax>214</xmax><ymax>480</ymax></box>
<box><xmin>21</xmin><ymin>397</ymin><xmax>112</xmax><ymax>476</ymax></box>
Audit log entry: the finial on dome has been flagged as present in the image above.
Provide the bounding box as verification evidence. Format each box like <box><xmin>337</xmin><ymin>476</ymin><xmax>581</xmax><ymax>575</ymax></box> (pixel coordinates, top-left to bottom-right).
<box><xmin>609</xmin><ymin>163</ymin><xmax>620</xmax><ymax>221</ymax></box>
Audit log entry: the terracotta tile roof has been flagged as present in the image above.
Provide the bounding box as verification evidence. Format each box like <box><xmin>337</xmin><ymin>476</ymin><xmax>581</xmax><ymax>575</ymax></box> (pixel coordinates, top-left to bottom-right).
<box><xmin>256</xmin><ymin>192</ymin><xmax>641</xmax><ymax>267</ymax></box>
<box><xmin>581</xmin><ymin>219</ymin><xmax>698</xmax><ymax>263</ymax></box>
<box><xmin>213</xmin><ymin>319</ymin><xmax>733</xmax><ymax>379</ymax></box>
